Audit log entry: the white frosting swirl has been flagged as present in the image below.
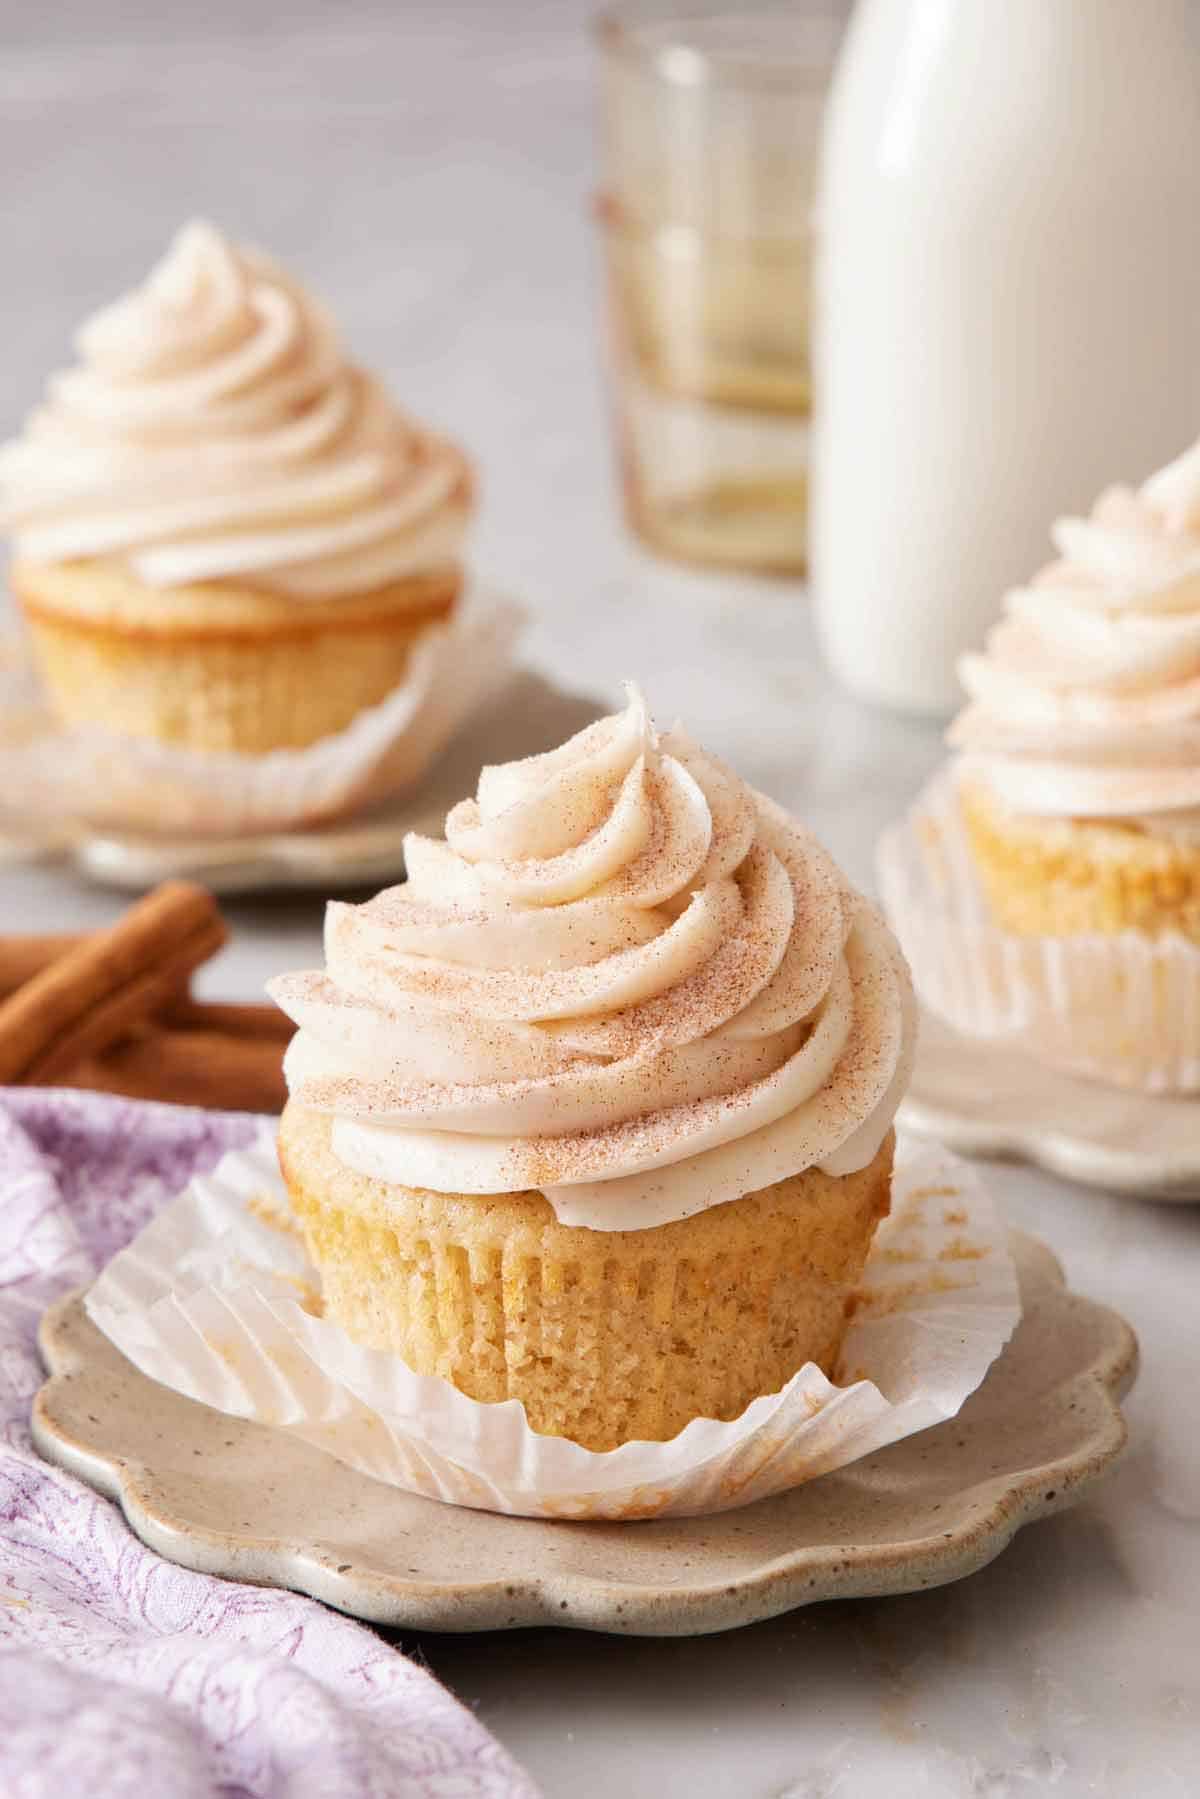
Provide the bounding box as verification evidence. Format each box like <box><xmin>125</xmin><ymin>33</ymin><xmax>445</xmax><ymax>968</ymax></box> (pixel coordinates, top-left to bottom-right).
<box><xmin>270</xmin><ymin>687</ymin><xmax>916</xmax><ymax>1232</ymax></box>
<box><xmin>951</xmin><ymin>438</ymin><xmax>1200</xmax><ymax>821</ymax></box>
<box><xmin>0</xmin><ymin>220</ymin><xmax>470</xmax><ymax>599</ymax></box>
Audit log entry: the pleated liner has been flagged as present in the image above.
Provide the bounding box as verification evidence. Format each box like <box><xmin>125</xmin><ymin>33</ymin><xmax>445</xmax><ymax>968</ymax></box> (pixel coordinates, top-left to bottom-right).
<box><xmin>279</xmin><ymin>1103</ymin><xmax>895</xmax><ymax>1453</ymax></box>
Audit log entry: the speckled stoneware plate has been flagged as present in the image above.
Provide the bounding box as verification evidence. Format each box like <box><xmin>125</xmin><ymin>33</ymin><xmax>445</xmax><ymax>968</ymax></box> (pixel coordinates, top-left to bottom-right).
<box><xmin>32</xmin><ymin>1232</ymin><xmax>1136</xmax><ymax>1637</ymax></box>
<box><xmin>902</xmin><ymin>1011</ymin><xmax>1200</xmax><ymax>1203</ymax></box>
<box><xmin>0</xmin><ymin>672</ymin><xmax>602</xmax><ymax>895</ymax></box>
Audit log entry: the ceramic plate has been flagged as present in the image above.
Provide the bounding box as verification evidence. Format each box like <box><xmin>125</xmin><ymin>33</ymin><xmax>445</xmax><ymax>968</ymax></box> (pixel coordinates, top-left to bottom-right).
<box><xmin>901</xmin><ymin>1011</ymin><xmax>1200</xmax><ymax>1203</ymax></box>
<box><xmin>32</xmin><ymin>1232</ymin><xmax>1136</xmax><ymax>1637</ymax></box>
<box><xmin>0</xmin><ymin>671</ymin><xmax>602</xmax><ymax>895</ymax></box>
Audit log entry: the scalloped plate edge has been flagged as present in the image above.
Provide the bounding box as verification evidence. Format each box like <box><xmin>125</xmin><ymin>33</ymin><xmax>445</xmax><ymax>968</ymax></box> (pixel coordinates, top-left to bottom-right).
<box><xmin>900</xmin><ymin>1096</ymin><xmax>1200</xmax><ymax>1200</ymax></box>
<box><xmin>31</xmin><ymin>1254</ymin><xmax>1138</xmax><ymax>1637</ymax></box>
<box><xmin>900</xmin><ymin>1012</ymin><xmax>1200</xmax><ymax>1203</ymax></box>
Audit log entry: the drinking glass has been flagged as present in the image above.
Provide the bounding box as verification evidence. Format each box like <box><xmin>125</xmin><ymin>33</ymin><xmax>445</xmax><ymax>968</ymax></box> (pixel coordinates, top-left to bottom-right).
<box><xmin>596</xmin><ymin>5</ymin><xmax>836</xmax><ymax>575</ymax></box>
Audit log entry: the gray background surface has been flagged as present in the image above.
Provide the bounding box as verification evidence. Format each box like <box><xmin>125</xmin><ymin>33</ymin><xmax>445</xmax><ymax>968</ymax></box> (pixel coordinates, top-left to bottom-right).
<box><xmin>2</xmin><ymin>5</ymin><xmax>1198</xmax><ymax>1794</ymax></box>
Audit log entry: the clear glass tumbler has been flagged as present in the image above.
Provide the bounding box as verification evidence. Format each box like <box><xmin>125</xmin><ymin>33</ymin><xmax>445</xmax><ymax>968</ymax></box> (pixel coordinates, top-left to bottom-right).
<box><xmin>596</xmin><ymin>6</ymin><xmax>836</xmax><ymax>575</ymax></box>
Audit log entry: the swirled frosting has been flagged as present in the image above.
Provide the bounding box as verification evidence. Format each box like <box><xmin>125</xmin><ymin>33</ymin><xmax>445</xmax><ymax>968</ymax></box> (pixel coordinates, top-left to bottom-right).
<box><xmin>0</xmin><ymin>220</ymin><xmax>471</xmax><ymax>599</ymax></box>
<box><xmin>270</xmin><ymin>688</ymin><xmax>915</xmax><ymax>1232</ymax></box>
<box><xmin>951</xmin><ymin>437</ymin><xmax>1200</xmax><ymax>823</ymax></box>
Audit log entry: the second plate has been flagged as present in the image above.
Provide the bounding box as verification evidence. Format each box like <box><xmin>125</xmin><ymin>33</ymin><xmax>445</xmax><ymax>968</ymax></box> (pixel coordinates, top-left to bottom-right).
<box><xmin>901</xmin><ymin>1009</ymin><xmax>1200</xmax><ymax>1202</ymax></box>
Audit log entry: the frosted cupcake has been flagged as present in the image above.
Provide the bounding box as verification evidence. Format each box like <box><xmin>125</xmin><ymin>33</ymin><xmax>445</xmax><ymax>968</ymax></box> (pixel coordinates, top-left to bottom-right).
<box><xmin>951</xmin><ymin>438</ymin><xmax>1200</xmax><ymax>941</ymax></box>
<box><xmin>887</xmin><ymin>436</ymin><xmax>1200</xmax><ymax>1091</ymax></box>
<box><xmin>0</xmin><ymin>221</ymin><xmax>473</xmax><ymax>753</ymax></box>
<box><xmin>270</xmin><ymin>687</ymin><xmax>916</xmax><ymax>1450</ymax></box>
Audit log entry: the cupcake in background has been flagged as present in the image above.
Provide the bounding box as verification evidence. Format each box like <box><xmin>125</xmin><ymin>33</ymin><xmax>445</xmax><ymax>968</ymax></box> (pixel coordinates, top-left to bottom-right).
<box><xmin>951</xmin><ymin>436</ymin><xmax>1200</xmax><ymax>942</ymax></box>
<box><xmin>880</xmin><ymin>434</ymin><xmax>1200</xmax><ymax>1094</ymax></box>
<box><xmin>0</xmin><ymin>221</ymin><xmax>474</xmax><ymax>754</ymax></box>
<box><xmin>269</xmin><ymin>686</ymin><xmax>916</xmax><ymax>1451</ymax></box>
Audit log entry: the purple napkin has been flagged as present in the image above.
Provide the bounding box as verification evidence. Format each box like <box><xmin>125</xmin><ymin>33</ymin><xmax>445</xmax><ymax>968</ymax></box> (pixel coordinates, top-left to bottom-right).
<box><xmin>0</xmin><ymin>1088</ymin><xmax>540</xmax><ymax>1799</ymax></box>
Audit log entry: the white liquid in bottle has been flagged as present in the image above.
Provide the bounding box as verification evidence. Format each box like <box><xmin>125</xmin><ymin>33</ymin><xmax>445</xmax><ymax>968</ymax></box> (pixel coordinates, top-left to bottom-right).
<box><xmin>812</xmin><ymin>0</ymin><xmax>1200</xmax><ymax>715</ymax></box>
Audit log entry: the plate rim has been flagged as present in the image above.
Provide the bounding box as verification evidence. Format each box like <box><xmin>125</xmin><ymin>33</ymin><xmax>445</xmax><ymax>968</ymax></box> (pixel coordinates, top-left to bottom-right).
<box><xmin>1</xmin><ymin>666</ymin><xmax>605</xmax><ymax>896</ymax></box>
<box><xmin>900</xmin><ymin>1012</ymin><xmax>1200</xmax><ymax>1203</ymax></box>
<box><xmin>31</xmin><ymin>1242</ymin><xmax>1138</xmax><ymax>1637</ymax></box>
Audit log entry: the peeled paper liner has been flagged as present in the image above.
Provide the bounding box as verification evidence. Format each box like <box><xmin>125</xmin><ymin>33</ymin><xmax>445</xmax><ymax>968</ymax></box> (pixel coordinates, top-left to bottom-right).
<box><xmin>85</xmin><ymin>1129</ymin><xmax>1019</xmax><ymax>1521</ymax></box>
<box><xmin>877</xmin><ymin>767</ymin><xmax>1200</xmax><ymax>1094</ymax></box>
<box><xmin>0</xmin><ymin>585</ymin><xmax>523</xmax><ymax>837</ymax></box>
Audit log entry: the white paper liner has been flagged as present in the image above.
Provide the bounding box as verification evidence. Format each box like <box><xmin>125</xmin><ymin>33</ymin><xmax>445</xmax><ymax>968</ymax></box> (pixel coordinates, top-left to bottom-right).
<box><xmin>877</xmin><ymin>767</ymin><xmax>1200</xmax><ymax>1093</ymax></box>
<box><xmin>0</xmin><ymin>585</ymin><xmax>522</xmax><ymax>837</ymax></box>
<box><xmin>84</xmin><ymin>1128</ymin><xmax>1019</xmax><ymax>1521</ymax></box>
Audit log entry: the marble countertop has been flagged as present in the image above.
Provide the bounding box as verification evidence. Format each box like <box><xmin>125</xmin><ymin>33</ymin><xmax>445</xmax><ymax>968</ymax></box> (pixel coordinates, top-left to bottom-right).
<box><xmin>2</xmin><ymin>4</ymin><xmax>1198</xmax><ymax>1794</ymax></box>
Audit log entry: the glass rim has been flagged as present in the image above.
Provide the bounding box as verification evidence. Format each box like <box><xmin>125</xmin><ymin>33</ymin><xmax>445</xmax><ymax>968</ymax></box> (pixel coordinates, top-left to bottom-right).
<box><xmin>592</xmin><ymin>192</ymin><xmax>814</xmax><ymax>248</ymax></box>
<box><xmin>595</xmin><ymin>6</ymin><xmax>838</xmax><ymax>90</ymax></box>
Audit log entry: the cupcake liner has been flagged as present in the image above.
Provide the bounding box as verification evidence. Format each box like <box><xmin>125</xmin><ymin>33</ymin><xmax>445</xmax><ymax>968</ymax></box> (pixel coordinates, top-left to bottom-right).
<box><xmin>281</xmin><ymin>1134</ymin><xmax>888</xmax><ymax>1452</ymax></box>
<box><xmin>877</xmin><ymin>767</ymin><xmax>1200</xmax><ymax>1093</ymax></box>
<box><xmin>0</xmin><ymin>626</ymin><xmax>45</xmax><ymax>726</ymax></box>
<box><xmin>0</xmin><ymin>585</ymin><xmax>522</xmax><ymax>837</ymax></box>
<box><xmin>85</xmin><ymin>1127</ymin><xmax>1020</xmax><ymax>1521</ymax></box>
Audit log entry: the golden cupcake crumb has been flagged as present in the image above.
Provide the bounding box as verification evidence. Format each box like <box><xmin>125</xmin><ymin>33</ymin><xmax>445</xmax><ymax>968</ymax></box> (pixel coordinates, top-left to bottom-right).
<box><xmin>17</xmin><ymin>558</ymin><xmax>462</xmax><ymax>752</ymax></box>
<box><xmin>279</xmin><ymin>1102</ymin><xmax>894</xmax><ymax>1453</ymax></box>
<box><xmin>960</xmin><ymin>780</ymin><xmax>1200</xmax><ymax>941</ymax></box>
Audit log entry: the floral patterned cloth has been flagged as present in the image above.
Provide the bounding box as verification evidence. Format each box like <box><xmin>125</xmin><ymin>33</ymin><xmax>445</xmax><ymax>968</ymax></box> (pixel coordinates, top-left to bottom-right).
<box><xmin>0</xmin><ymin>1088</ymin><xmax>540</xmax><ymax>1799</ymax></box>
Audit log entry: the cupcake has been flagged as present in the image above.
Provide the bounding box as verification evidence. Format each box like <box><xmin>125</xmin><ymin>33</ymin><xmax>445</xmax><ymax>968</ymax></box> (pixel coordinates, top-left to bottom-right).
<box><xmin>270</xmin><ymin>687</ymin><xmax>916</xmax><ymax>1450</ymax></box>
<box><xmin>0</xmin><ymin>221</ymin><xmax>473</xmax><ymax>754</ymax></box>
<box><xmin>895</xmin><ymin>436</ymin><xmax>1200</xmax><ymax>1091</ymax></box>
<box><xmin>951</xmin><ymin>438</ymin><xmax>1200</xmax><ymax>942</ymax></box>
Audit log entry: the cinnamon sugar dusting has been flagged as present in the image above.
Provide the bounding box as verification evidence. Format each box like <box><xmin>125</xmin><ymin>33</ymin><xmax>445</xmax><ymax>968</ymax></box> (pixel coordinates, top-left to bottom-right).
<box><xmin>939</xmin><ymin>1238</ymin><xmax>988</xmax><ymax>1262</ymax></box>
<box><xmin>247</xmin><ymin>1189</ymin><xmax>302</xmax><ymax>1241</ymax></box>
<box><xmin>267</xmin><ymin>685</ymin><xmax>916</xmax><ymax>1218</ymax></box>
<box><xmin>844</xmin><ymin>1270</ymin><xmax>972</xmax><ymax>1320</ymax></box>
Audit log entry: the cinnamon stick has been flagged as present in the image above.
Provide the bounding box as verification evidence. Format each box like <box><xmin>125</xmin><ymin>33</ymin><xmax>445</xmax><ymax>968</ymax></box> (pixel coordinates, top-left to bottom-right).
<box><xmin>0</xmin><ymin>934</ymin><xmax>87</xmax><ymax>999</ymax></box>
<box><xmin>162</xmin><ymin>997</ymin><xmax>295</xmax><ymax>1042</ymax></box>
<box><xmin>0</xmin><ymin>882</ymin><xmax>228</xmax><ymax>1085</ymax></box>
<box><xmin>67</xmin><ymin>1027</ymin><xmax>287</xmax><ymax>1114</ymax></box>
<box><xmin>0</xmin><ymin>938</ymin><xmax>292</xmax><ymax>1043</ymax></box>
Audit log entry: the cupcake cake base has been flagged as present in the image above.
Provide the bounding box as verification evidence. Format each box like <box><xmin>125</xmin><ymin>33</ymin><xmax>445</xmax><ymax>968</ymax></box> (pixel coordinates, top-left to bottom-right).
<box><xmin>279</xmin><ymin>1103</ymin><xmax>895</xmax><ymax>1452</ymax></box>
<box><xmin>959</xmin><ymin>780</ymin><xmax>1200</xmax><ymax>942</ymax></box>
<box><xmin>16</xmin><ymin>558</ymin><xmax>463</xmax><ymax>754</ymax></box>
